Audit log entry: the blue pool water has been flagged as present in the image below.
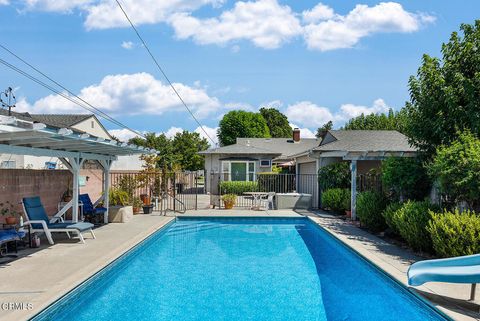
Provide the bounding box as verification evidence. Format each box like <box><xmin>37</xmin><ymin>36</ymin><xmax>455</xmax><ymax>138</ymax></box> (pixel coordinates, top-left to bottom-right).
<box><xmin>34</xmin><ymin>218</ymin><xmax>447</xmax><ymax>321</ymax></box>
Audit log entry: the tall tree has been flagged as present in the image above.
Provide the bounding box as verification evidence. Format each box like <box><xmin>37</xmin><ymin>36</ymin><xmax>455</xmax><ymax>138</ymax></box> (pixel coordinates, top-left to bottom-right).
<box><xmin>217</xmin><ymin>110</ymin><xmax>270</xmax><ymax>146</ymax></box>
<box><xmin>129</xmin><ymin>133</ymin><xmax>177</xmax><ymax>170</ymax></box>
<box><xmin>343</xmin><ymin>108</ymin><xmax>407</xmax><ymax>133</ymax></box>
<box><xmin>259</xmin><ymin>107</ymin><xmax>292</xmax><ymax>138</ymax></box>
<box><xmin>405</xmin><ymin>21</ymin><xmax>480</xmax><ymax>157</ymax></box>
<box><xmin>172</xmin><ymin>131</ymin><xmax>209</xmax><ymax>171</ymax></box>
<box><xmin>316</xmin><ymin>121</ymin><xmax>333</xmax><ymax>138</ymax></box>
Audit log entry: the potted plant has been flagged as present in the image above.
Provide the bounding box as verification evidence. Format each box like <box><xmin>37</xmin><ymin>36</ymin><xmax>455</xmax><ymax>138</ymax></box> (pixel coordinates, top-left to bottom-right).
<box><xmin>1</xmin><ymin>201</ymin><xmax>19</xmax><ymax>225</ymax></box>
<box><xmin>140</xmin><ymin>194</ymin><xmax>151</xmax><ymax>206</ymax></box>
<box><xmin>222</xmin><ymin>194</ymin><xmax>236</xmax><ymax>209</ymax></box>
<box><xmin>132</xmin><ymin>197</ymin><xmax>143</xmax><ymax>214</ymax></box>
<box><xmin>108</xmin><ymin>188</ymin><xmax>134</xmax><ymax>223</ymax></box>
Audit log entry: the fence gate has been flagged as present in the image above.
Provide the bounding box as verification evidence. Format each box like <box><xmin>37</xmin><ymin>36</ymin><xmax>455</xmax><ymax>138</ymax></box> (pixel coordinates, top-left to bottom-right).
<box><xmin>110</xmin><ymin>171</ymin><xmax>205</xmax><ymax>213</ymax></box>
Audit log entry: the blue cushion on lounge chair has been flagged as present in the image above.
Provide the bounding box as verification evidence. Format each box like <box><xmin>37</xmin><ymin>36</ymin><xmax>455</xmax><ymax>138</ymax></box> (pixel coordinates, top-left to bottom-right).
<box><xmin>66</xmin><ymin>222</ymin><xmax>94</xmax><ymax>232</ymax></box>
<box><xmin>79</xmin><ymin>194</ymin><xmax>106</xmax><ymax>216</ymax></box>
<box><xmin>23</xmin><ymin>196</ymin><xmax>50</xmax><ymax>229</ymax></box>
<box><xmin>0</xmin><ymin>230</ymin><xmax>19</xmax><ymax>243</ymax></box>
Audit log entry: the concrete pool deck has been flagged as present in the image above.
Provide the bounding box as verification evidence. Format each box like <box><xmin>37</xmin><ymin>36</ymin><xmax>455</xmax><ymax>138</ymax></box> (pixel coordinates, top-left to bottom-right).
<box><xmin>0</xmin><ymin>209</ymin><xmax>478</xmax><ymax>320</ymax></box>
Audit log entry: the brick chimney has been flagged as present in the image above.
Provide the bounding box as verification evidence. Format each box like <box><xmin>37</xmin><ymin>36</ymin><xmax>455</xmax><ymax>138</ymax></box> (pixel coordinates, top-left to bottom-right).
<box><xmin>293</xmin><ymin>128</ymin><xmax>300</xmax><ymax>142</ymax></box>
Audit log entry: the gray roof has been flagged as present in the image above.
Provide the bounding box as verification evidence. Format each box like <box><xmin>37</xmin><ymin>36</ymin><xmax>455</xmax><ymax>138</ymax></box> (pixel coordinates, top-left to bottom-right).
<box><xmin>314</xmin><ymin>130</ymin><xmax>416</xmax><ymax>153</ymax></box>
<box><xmin>200</xmin><ymin>137</ymin><xmax>320</xmax><ymax>160</ymax></box>
<box><xmin>29</xmin><ymin>114</ymin><xmax>92</xmax><ymax>128</ymax></box>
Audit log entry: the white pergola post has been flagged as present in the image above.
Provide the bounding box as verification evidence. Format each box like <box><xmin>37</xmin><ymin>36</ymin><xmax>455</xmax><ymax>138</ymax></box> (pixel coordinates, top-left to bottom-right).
<box><xmin>59</xmin><ymin>156</ymin><xmax>84</xmax><ymax>223</ymax></box>
<box><xmin>99</xmin><ymin>159</ymin><xmax>113</xmax><ymax>224</ymax></box>
<box><xmin>350</xmin><ymin>159</ymin><xmax>357</xmax><ymax>220</ymax></box>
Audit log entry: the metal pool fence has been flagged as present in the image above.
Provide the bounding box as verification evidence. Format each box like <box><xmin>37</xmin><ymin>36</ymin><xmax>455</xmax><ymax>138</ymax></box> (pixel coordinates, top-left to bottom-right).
<box><xmin>110</xmin><ymin>171</ymin><xmax>205</xmax><ymax>212</ymax></box>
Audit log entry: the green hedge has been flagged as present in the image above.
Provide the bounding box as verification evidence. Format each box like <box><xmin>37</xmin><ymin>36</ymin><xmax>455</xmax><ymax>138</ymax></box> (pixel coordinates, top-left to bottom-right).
<box><xmin>392</xmin><ymin>201</ymin><xmax>440</xmax><ymax>252</ymax></box>
<box><xmin>357</xmin><ymin>191</ymin><xmax>388</xmax><ymax>232</ymax></box>
<box><xmin>382</xmin><ymin>202</ymin><xmax>403</xmax><ymax>234</ymax></box>
<box><xmin>322</xmin><ymin>188</ymin><xmax>350</xmax><ymax>213</ymax></box>
<box><xmin>427</xmin><ymin>209</ymin><xmax>480</xmax><ymax>257</ymax></box>
<box><xmin>219</xmin><ymin>181</ymin><xmax>259</xmax><ymax>195</ymax></box>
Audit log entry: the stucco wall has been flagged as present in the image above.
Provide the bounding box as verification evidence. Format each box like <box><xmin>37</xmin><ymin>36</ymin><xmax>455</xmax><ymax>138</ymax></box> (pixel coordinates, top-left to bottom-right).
<box><xmin>71</xmin><ymin>117</ymin><xmax>111</xmax><ymax>139</ymax></box>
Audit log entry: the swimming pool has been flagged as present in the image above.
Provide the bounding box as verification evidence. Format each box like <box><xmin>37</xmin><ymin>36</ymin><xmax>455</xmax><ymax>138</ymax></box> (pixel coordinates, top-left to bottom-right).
<box><xmin>33</xmin><ymin>217</ymin><xmax>448</xmax><ymax>321</ymax></box>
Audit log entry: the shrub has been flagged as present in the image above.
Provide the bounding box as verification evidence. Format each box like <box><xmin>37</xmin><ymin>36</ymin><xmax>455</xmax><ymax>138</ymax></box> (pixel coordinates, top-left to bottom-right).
<box><xmin>392</xmin><ymin>201</ymin><xmax>440</xmax><ymax>252</ymax></box>
<box><xmin>109</xmin><ymin>188</ymin><xmax>130</xmax><ymax>206</ymax></box>
<box><xmin>321</xmin><ymin>188</ymin><xmax>350</xmax><ymax>213</ymax></box>
<box><xmin>427</xmin><ymin>209</ymin><xmax>480</xmax><ymax>257</ymax></box>
<box><xmin>356</xmin><ymin>191</ymin><xmax>388</xmax><ymax>232</ymax></box>
<box><xmin>382</xmin><ymin>157</ymin><xmax>430</xmax><ymax>201</ymax></box>
<box><xmin>382</xmin><ymin>202</ymin><xmax>403</xmax><ymax>234</ymax></box>
<box><xmin>219</xmin><ymin>181</ymin><xmax>259</xmax><ymax>195</ymax></box>
<box><xmin>429</xmin><ymin>131</ymin><xmax>480</xmax><ymax>210</ymax></box>
<box><xmin>318</xmin><ymin>162</ymin><xmax>350</xmax><ymax>190</ymax></box>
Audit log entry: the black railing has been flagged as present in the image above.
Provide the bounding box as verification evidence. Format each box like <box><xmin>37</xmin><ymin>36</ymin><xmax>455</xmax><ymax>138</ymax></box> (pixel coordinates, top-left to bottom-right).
<box><xmin>110</xmin><ymin>171</ymin><xmax>204</xmax><ymax>212</ymax></box>
<box><xmin>209</xmin><ymin>173</ymin><xmax>319</xmax><ymax>208</ymax></box>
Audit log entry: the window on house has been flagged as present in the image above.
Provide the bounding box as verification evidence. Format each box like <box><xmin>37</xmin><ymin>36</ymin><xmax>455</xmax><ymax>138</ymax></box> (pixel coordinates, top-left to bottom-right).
<box><xmin>221</xmin><ymin>161</ymin><xmax>256</xmax><ymax>181</ymax></box>
<box><xmin>260</xmin><ymin>159</ymin><xmax>271</xmax><ymax>167</ymax></box>
<box><xmin>91</xmin><ymin>120</ymin><xmax>95</xmax><ymax>128</ymax></box>
<box><xmin>0</xmin><ymin>160</ymin><xmax>16</xmax><ymax>169</ymax></box>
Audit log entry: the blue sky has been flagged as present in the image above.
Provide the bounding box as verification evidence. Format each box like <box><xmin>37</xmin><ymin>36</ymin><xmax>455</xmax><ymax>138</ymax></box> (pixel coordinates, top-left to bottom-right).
<box><xmin>0</xmin><ymin>0</ymin><xmax>478</xmax><ymax>145</ymax></box>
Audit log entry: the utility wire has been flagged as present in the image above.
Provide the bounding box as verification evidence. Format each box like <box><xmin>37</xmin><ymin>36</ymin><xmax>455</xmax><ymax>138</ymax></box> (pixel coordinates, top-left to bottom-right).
<box><xmin>0</xmin><ymin>58</ymin><xmax>145</xmax><ymax>139</ymax></box>
<box><xmin>114</xmin><ymin>0</ymin><xmax>217</xmax><ymax>146</ymax></box>
<box><xmin>0</xmin><ymin>45</ymin><xmax>145</xmax><ymax>139</ymax></box>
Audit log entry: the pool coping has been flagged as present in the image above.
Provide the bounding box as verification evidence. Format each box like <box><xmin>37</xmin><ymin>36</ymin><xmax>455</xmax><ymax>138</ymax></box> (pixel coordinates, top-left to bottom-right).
<box><xmin>29</xmin><ymin>219</ymin><xmax>176</xmax><ymax>320</ymax></box>
<box><xmin>31</xmin><ymin>215</ymin><xmax>451</xmax><ymax>320</ymax></box>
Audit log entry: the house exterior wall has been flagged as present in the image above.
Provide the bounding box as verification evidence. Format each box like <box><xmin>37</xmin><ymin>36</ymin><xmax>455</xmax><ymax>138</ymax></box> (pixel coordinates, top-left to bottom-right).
<box><xmin>204</xmin><ymin>154</ymin><xmax>274</xmax><ymax>194</ymax></box>
<box><xmin>71</xmin><ymin>117</ymin><xmax>111</xmax><ymax>140</ymax></box>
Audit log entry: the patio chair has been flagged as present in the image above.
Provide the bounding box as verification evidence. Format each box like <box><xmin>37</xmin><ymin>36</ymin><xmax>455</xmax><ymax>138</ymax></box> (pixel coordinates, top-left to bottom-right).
<box><xmin>22</xmin><ymin>196</ymin><xmax>95</xmax><ymax>245</ymax></box>
<box><xmin>0</xmin><ymin>229</ymin><xmax>23</xmax><ymax>257</ymax></box>
<box><xmin>258</xmin><ymin>192</ymin><xmax>275</xmax><ymax>211</ymax></box>
<box><xmin>408</xmin><ymin>253</ymin><xmax>480</xmax><ymax>301</ymax></box>
<box><xmin>79</xmin><ymin>193</ymin><xmax>107</xmax><ymax>224</ymax></box>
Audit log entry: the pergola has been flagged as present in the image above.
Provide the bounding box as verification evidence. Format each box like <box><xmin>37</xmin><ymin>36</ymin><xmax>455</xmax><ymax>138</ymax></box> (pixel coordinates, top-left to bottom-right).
<box><xmin>315</xmin><ymin>150</ymin><xmax>417</xmax><ymax>220</ymax></box>
<box><xmin>0</xmin><ymin>114</ymin><xmax>155</xmax><ymax>223</ymax></box>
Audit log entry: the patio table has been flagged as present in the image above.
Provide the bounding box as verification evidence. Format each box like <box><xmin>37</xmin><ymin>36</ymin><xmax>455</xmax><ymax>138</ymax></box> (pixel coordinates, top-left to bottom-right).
<box><xmin>243</xmin><ymin>192</ymin><xmax>268</xmax><ymax>210</ymax></box>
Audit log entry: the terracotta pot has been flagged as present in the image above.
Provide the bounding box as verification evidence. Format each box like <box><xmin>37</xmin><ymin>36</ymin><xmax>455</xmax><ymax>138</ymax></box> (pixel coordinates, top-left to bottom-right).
<box><xmin>224</xmin><ymin>202</ymin><xmax>234</xmax><ymax>210</ymax></box>
<box><xmin>133</xmin><ymin>207</ymin><xmax>141</xmax><ymax>214</ymax></box>
<box><xmin>63</xmin><ymin>196</ymin><xmax>72</xmax><ymax>202</ymax></box>
<box><xmin>5</xmin><ymin>217</ymin><xmax>17</xmax><ymax>225</ymax></box>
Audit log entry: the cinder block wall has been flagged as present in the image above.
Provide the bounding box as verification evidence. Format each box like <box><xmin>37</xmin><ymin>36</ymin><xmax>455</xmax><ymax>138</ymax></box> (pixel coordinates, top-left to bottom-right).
<box><xmin>0</xmin><ymin>169</ymin><xmax>71</xmax><ymax>223</ymax></box>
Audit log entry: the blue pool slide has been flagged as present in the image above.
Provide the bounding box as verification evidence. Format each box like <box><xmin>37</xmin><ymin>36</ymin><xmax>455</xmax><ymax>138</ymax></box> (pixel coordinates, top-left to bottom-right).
<box><xmin>408</xmin><ymin>254</ymin><xmax>480</xmax><ymax>300</ymax></box>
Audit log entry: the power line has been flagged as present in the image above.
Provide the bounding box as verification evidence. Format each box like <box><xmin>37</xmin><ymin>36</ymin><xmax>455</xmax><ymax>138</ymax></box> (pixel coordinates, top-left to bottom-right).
<box><xmin>0</xmin><ymin>57</ymin><xmax>145</xmax><ymax>139</ymax></box>
<box><xmin>114</xmin><ymin>0</ymin><xmax>217</xmax><ymax>146</ymax></box>
<box><xmin>0</xmin><ymin>44</ymin><xmax>145</xmax><ymax>139</ymax></box>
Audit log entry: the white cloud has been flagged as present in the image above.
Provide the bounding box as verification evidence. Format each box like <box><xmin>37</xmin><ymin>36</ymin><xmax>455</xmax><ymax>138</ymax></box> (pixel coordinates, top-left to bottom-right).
<box><xmin>338</xmin><ymin>98</ymin><xmax>390</xmax><ymax>120</ymax></box>
<box><xmin>285</xmin><ymin>101</ymin><xmax>334</xmax><ymax>128</ymax></box>
<box><xmin>121</xmin><ymin>41</ymin><xmax>134</xmax><ymax>49</ymax></box>
<box><xmin>84</xmin><ymin>0</ymin><xmax>225</xmax><ymax>30</ymax></box>
<box><xmin>168</xmin><ymin>0</ymin><xmax>302</xmax><ymax>49</ymax></box>
<box><xmin>303</xmin><ymin>2</ymin><xmax>435</xmax><ymax>51</ymax></box>
<box><xmin>0</xmin><ymin>0</ymin><xmax>10</xmax><ymax>5</ymax></box>
<box><xmin>195</xmin><ymin>125</ymin><xmax>218</xmax><ymax>146</ymax></box>
<box><xmin>22</xmin><ymin>0</ymin><xmax>93</xmax><ymax>12</ymax></box>
<box><xmin>164</xmin><ymin>126</ymin><xmax>183</xmax><ymax>138</ymax></box>
<box><xmin>18</xmin><ymin>72</ymin><xmax>221</xmax><ymax>118</ymax></box>
<box><xmin>285</xmin><ymin>98</ymin><xmax>392</xmax><ymax>128</ymax></box>
<box><xmin>289</xmin><ymin>123</ymin><xmax>316</xmax><ymax>138</ymax></box>
<box><xmin>108</xmin><ymin>128</ymin><xmax>141</xmax><ymax>142</ymax></box>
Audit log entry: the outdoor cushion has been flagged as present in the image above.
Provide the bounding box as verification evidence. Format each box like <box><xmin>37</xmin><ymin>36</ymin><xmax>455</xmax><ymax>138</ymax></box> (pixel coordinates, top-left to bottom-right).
<box><xmin>79</xmin><ymin>194</ymin><xmax>106</xmax><ymax>216</ymax></box>
<box><xmin>66</xmin><ymin>222</ymin><xmax>94</xmax><ymax>232</ymax></box>
<box><xmin>23</xmin><ymin>196</ymin><xmax>51</xmax><ymax>229</ymax></box>
<box><xmin>0</xmin><ymin>230</ymin><xmax>19</xmax><ymax>243</ymax></box>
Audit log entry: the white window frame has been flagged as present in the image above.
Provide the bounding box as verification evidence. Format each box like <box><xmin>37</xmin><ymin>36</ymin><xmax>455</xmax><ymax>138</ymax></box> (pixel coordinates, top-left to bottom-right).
<box><xmin>259</xmin><ymin>159</ymin><xmax>271</xmax><ymax>168</ymax></box>
<box><xmin>221</xmin><ymin>161</ymin><xmax>256</xmax><ymax>181</ymax></box>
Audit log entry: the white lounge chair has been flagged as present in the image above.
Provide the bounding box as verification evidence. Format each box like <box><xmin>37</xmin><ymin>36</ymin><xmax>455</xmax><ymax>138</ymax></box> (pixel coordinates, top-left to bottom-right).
<box><xmin>22</xmin><ymin>196</ymin><xmax>95</xmax><ymax>245</ymax></box>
